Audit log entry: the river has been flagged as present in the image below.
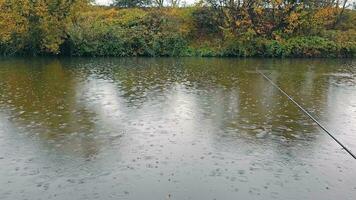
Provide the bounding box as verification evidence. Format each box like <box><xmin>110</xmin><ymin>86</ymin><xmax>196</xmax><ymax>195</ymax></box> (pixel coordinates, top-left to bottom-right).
<box><xmin>0</xmin><ymin>58</ymin><xmax>355</xmax><ymax>199</ymax></box>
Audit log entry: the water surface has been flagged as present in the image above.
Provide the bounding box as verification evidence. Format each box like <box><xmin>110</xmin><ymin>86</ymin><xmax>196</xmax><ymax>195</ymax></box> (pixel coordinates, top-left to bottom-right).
<box><xmin>0</xmin><ymin>58</ymin><xmax>355</xmax><ymax>199</ymax></box>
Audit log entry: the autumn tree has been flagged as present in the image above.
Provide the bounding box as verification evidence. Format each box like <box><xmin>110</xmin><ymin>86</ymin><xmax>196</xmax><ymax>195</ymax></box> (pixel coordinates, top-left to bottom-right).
<box><xmin>0</xmin><ymin>0</ymin><xmax>89</xmax><ymax>55</ymax></box>
<box><xmin>203</xmin><ymin>0</ymin><xmax>351</xmax><ymax>39</ymax></box>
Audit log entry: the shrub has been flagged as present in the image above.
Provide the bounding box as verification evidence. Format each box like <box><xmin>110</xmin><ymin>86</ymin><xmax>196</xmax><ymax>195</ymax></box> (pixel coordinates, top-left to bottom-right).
<box><xmin>1</xmin><ymin>3</ymin><xmax>354</xmax><ymax>58</ymax></box>
<box><xmin>151</xmin><ymin>34</ymin><xmax>188</xmax><ymax>56</ymax></box>
<box><xmin>66</xmin><ymin>8</ymin><xmax>189</xmax><ymax>57</ymax></box>
<box><xmin>285</xmin><ymin>36</ymin><xmax>339</xmax><ymax>57</ymax></box>
<box><xmin>223</xmin><ymin>39</ymin><xmax>257</xmax><ymax>57</ymax></box>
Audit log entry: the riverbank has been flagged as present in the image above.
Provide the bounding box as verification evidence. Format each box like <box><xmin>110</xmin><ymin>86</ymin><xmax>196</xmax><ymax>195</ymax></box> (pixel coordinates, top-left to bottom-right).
<box><xmin>0</xmin><ymin>3</ymin><xmax>355</xmax><ymax>57</ymax></box>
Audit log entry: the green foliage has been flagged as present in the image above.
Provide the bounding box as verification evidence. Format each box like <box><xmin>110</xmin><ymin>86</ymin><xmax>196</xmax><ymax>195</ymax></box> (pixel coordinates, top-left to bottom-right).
<box><xmin>223</xmin><ymin>40</ymin><xmax>255</xmax><ymax>57</ymax></box>
<box><xmin>193</xmin><ymin>36</ymin><xmax>355</xmax><ymax>58</ymax></box>
<box><xmin>191</xmin><ymin>7</ymin><xmax>221</xmax><ymax>37</ymax></box>
<box><xmin>112</xmin><ymin>0</ymin><xmax>152</xmax><ymax>8</ymax></box>
<box><xmin>284</xmin><ymin>37</ymin><xmax>336</xmax><ymax>57</ymax></box>
<box><xmin>0</xmin><ymin>1</ymin><xmax>355</xmax><ymax>58</ymax></box>
<box><xmin>67</xmin><ymin>25</ymin><xmax>125</xmax><ymax>56</ymax></box>
<box><xmin>0</xmin><ymin>0</ymin><xmax>90</xmax><ymax>56</ymax></box>
<box><xmin>66</xmin><ymin>9</ymin><xmax>188</xmax><ymax>57</ymax></box>
<box><xmin>150</xmin><ymin>34</ymin><xmax>188</xmax><ymax>56</ymax></box>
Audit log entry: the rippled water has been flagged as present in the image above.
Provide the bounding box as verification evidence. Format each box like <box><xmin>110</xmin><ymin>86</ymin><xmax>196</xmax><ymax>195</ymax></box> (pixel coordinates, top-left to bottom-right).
<box><xmin>0</xmin><ymin>58</ymin><xmax>355</xmax><ymax>200</ymax></box>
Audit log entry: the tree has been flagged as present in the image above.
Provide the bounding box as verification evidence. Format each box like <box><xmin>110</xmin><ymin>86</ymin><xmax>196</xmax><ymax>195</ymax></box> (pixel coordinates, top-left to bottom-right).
<box><xmin>153</xmin><ymin>0</ymin><xmax>164</xmax><ymax>7</ymax></box>
<box><xmin>0</xmin><ymin>0</ymin><xmax>89</xmax><ymax>55</ymax></box>
<box><xmin>169</xmin><ymin>0</ymin><xmax>180</xmax><ymax>7</ymax></box>
<box><xmin>334</xmin><ymin>0</ymin><xmax>349</xmax><ymax>26</ymax></box>
<box><xmin>203</xmin><ymin>0</ymin><xmax>346</xmax><ymax>39</ymax></box>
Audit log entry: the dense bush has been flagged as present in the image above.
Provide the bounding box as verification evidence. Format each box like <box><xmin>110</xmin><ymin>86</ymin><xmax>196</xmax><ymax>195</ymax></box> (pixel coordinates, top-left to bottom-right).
<box><xmin>193</xmin><ymin>36</ymin><xmax>356</xmax><ymax>58</ymax></box>
<box><xmin>150</xmin><ymin>34</ymin><xmax>188</xmax><ymax>56</ymax></box>
<box><xmin>0</xmin><ymin>1</ymin><xmax>355</xmax><ymax>58</ymax></box>
<box><xmin>65</xmin><ymin>9</ymin><xmax>189</xmax><ymax>57</ymax></box>
<box><xmin>191</xmin><ymin>7</ymin><xmax>221</xmax><ymax>37</ymax></box>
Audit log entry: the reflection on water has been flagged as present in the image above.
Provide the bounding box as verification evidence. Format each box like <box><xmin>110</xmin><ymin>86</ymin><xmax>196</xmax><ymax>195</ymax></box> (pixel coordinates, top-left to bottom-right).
<box><xmin>0</xmin><ymin>58</ymin><xmax>355</xmax><ymax>199</ymax></box>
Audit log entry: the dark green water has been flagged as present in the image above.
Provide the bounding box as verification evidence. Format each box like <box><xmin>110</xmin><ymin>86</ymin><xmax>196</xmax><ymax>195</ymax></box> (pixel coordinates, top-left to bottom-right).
<box><xmin>0</xmin><ymin>58</ymin><xmax>355</xmax><ymax>200</ymax></box>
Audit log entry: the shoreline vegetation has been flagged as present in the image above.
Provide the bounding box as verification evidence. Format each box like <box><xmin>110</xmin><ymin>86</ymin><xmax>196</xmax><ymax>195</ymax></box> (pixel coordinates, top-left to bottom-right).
<box><xmin>0</xmin><ymin>0</ymin><xmax>355</xmax><ymax>58</ymax></box>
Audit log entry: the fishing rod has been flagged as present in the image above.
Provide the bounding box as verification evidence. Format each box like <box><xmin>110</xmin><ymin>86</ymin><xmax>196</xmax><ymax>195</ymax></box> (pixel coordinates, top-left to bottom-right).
<box><xmin>257</xmin><ymin>69</ymin><xmax>356</xmax><ymax>160</ymax></box>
